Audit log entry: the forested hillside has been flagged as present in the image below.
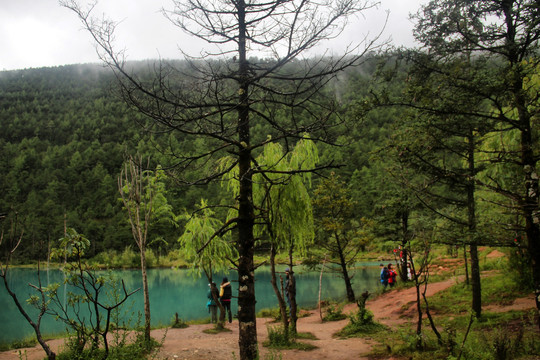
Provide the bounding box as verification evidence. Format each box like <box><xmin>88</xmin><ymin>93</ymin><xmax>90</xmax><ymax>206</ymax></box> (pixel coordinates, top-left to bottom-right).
<box><xmin>0</xmin><ymin>61</ymin><xmax>383</xmax><ymax>261</ymax></box>
<box><xmin>0</xmin><ymin>64</ymin><xmax>208</xmax><ymax>259</ymax></box>
<box><xmin>0</xmin><ymin>53</ymin><xmax>536</xmax><ymax>274</ymax></box>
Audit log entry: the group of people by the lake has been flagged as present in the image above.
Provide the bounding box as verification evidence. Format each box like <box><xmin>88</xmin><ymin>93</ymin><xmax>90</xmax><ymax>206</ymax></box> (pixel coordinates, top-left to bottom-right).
<box><xmin>380</xmin><ymin>263</ymin><xmax>397</xmax><ymax>289</ymax></box>
<box><xmin>206</xmin><ymin>277</ymin><xmax>232</xmax><ymax>324</ymax></box>
<box><xmin>205</xmin><ymin>269</ymin><xmax>295</xmax><ymax>324</ymax></box>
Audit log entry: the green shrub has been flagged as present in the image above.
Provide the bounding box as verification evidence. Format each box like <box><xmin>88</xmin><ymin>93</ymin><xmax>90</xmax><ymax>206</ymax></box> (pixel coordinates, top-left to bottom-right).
<box><xmin>0</xmin><ymin>336</ymin><xmax>37</xmax><ymax>352</ymax></box>
<box><xmin>120</xmin><ymin>246</ymin><xmax>139</xmax><ymax>268</ymax></box>
<box><xmin>263</xmin><ymin>325</ymin><xmax>317</xmax><ymax>351</ymax></box>
<box><xmin>322</xmin><ymin>303</ymin><xmax>347</xmax><ymax>321</ymax></box>
<box><xmin>266</xmin><ymin>325</ymin><xmax>291</xmax><ymax>347</ymax></box>
<box><xmin>507</xmin><ymin>248</ymin><xmax>534</xmax><ymax>290</ymax></box>
<box><xmin>257</xmin><ymin>307</ymin><xmax>282</xmax><ymax>321</ymax></box>
<box><xmin>336</xmin><ymin>306</ymin><xmax>385</xmax><ymax>337</ymax></box>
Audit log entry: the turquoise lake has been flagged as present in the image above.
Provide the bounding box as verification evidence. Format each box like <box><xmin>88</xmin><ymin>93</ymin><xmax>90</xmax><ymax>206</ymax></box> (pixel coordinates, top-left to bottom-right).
<box><xmin>0</xmin><ymin>264</ymin><xmax>381</xmax><ymax>343</ymax></box>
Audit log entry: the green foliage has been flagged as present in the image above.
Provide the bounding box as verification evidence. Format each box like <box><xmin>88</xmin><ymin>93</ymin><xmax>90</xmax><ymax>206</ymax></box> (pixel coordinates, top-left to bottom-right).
<box><xmin>219</xmin><ymin>138</ymin><xmax>318</xmax><ymax>254</ymax></box>
<box><xmin>506</xmin><ymin>247</ymin><xmax>534</xmax><ymax>291</ymax></box>
<box><xmin>428</xmin><ymin>271</ymin><xmax>530</xmax><ymax>315</ymax></box>
<box><xmin>263</xmin><ymin>325</ymin><xmax>317</xmax><ymax>351</ymax></box>
<box><xmin>57</xmin><ymin>331</ymin><xmax>160</xmax><ymax>360</ymax></box>
<box><xmin>336</xmin><ymin>295</ymin><xmax>385</xmax><ymax>337</ymax></box>
<box><xmin>322</xmin><ymin>303</ymin><xmax>347</xmax><ymax>322</ymax></box>
<box><xmin>265</xmin><ymin>325</ymin><xmax>291</xmax><ymax>347</ymax></box>
<box><xmin>257</xmin><ymin>307</ymin><xmax>282</xmax><ymax>321</ymax></box>
<box><xmin>39</xmin><ymin>232</ymin><xmax>142</xmax><ymax>359</ymax></box>
<box><xmin>177</xmin><ymin>199</ymin><xmax>237</xmax><ymax>279</ymax></box>
<box><xmin>0</xmin><ymin>336</ymin><xmax>37</xmax><ymax>352</ymax></box>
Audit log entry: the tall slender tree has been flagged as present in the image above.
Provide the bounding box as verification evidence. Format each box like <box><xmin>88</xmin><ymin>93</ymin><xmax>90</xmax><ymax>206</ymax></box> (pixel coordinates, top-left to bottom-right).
<box><xmin>220</xmin><ymin>139</ymin><xmax>317</xmax><ymax>335</ymax></box>
<box><xmin>410</xmin><ymin>0</ymin><xmax>540</xmax><ymax>318</ymax></box>
<box><xmin>118</xmin><ymin>156</ymin><xmax>173</xmax><ymax>341</ymax></box>
<box><xmin>62</xmin><ymin>0</ymin><xmax>383</xmax><ymax>357</ymax></box>
<box><xmin>312</xmin><ymin>172</ymin><xmax>362</xmax><ymax>302</ymax></box>
<box><xmin>388</xmin><ymin>54</ymin><xmax>493</xmax><ymax>318</ymax></box>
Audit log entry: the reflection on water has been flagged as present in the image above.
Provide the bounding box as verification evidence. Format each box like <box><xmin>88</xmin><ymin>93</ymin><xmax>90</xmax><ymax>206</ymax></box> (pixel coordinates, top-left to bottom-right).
<box><xmin>0</xmin><ymin>263</ymin><xmax>380</xmax><ymax>343</ymax></box>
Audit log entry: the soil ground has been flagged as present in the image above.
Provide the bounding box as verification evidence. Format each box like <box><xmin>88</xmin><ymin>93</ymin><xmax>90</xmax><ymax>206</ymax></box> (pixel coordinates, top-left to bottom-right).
<box><xmin>1</xmin><ymin>258</ymin><xmax>536</xmax><ymax>360</ymax></box>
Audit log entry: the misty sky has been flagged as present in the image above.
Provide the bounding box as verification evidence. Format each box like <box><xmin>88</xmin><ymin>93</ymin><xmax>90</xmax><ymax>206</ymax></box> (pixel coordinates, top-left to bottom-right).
<box><xmin>0</xmin><ymin>0</ymin><xmax>427</xmax><ymax>71</ymax></box>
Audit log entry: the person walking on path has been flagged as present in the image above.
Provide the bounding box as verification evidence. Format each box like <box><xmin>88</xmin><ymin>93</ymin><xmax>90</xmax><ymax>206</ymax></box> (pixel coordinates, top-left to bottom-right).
<box><xmin>220</xmin><ymin>277</ymin><xmax>232</xmax><ymax>323</ymax></box>
<box><xmin>207</xmin><ymin>282</ymin><xmax>219</xmax><ymax>323</ymax></box>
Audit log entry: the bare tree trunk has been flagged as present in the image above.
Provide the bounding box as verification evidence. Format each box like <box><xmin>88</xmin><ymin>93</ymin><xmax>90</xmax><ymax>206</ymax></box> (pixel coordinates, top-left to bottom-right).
<box><xmin>236</xmin><ymin>2</ymin><xmax>258</xmax><ymax>357</ymax></box>
<box><xmin>269</xmin><ymin>245</ymin><xmax>289</xmax><ymax>337</ymax></box>
<box><xmin>470</xmin><ymin>244</ymin><xmax>481</xmax><ymax>318</ymax></box>
<box><xmin>463</xmin><ymin>245</ymin><xmax>469</xmax><ymax>285</ymax></box>
<box><xmin>140</xmin><ymin>246</ymin><xmax>151</xmax><ymax>341</ymax></box>
<box><xmin>288</xmin><ymin>248</ymin><xmax>297</xmax><ymax>334</ymax></box>
<box><xmin>512</xmin><ymin>64</ymin><xmax>540</xmax><ymax>325</ymax></box>
<box><xmin>467</xmin><ymin>132</ymin><xmax>481</xmax><ymax>319</ymax></box>
<box><xmin>422</xmin><ymin>285</ymin><xmax>442</xmax><ymax>344</ymax></box>
<box><xmin>336</xmin><ymin>235</ymin><xmax>355</xmax><ymax>302</ymax></box>
<box><xmin>318</xmin><ymin>255</ymin><xmax>327</xmax><ymax>322</ymax></box>
<box><xmin>414</xmin><ymin>280</ymin><xmax>423</xmax><ymax>350</ymax></box>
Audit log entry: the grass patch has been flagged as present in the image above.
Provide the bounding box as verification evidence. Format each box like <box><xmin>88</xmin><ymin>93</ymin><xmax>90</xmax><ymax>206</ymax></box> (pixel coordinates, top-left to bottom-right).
<box><xmin>0</xmin><ymin>336</ymin><xmax>37</xmax><ymax>351</ymax></box>
<box><xmin>57</xmin><ymin>333</ymin><xmax>161</xmax><ymax>360</ymax></box>
<box><xmin>202</xmin><ymin>325</ymin><xmax>233</xmax><ymax>335</ymax></box>
<box><xmin>337</xmin><ymin>321</ymin><xmax>387</xmax><ymax>338</ymax></box>
<box><xmin>262</xmin><ymin>340</ymin><xmax>317</xmax><ymax>351</ymax></box>
<box><xmin>263</xmin><ymin>325</ymin><xmax>317</xmax><ymax>351</ymax></box>
<box><xmin>427</xmin><ymin>271</ymin><xmax>530</xmax><ymax>316</ymax></box>
<box><xmin>257</xmin><ymin>307</ymin><xmax>281</xmax><ymax>321</ymax></box>
<box><xmin>295</xmin><ymin>332</ymin><xmax>318</xmax><ymax>340</ymax></box>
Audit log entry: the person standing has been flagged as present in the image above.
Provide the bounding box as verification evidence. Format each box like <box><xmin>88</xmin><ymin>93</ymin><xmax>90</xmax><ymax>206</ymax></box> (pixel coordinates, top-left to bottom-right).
<box><xmin>387</xmin><ymin>263</ymin><xmax>397</xmax><ymax>287</ymax></box>
<box><xmin>220</xmin><ymin>277</ymin><xmax>232</xmax><ymax>323</ymax></box>
<box><xmin>380</xmin><ymin>264</ymin><xmax>389</xmax><ymax>289</ymax></box>
<box><xmin>207</xmin><ymin>282</ymin><xmax>219</xmax><ymax>323</ymax></box>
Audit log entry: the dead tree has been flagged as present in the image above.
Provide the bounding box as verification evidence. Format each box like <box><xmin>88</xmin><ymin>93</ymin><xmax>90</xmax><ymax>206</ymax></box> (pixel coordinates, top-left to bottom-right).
<box><xmin>62</xmin><ymin>0</ymin><xmax>386</xmax><ymax>358</ymax></box>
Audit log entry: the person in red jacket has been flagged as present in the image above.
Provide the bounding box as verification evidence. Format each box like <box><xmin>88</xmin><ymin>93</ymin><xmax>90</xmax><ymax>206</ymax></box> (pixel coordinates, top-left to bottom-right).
<box><xmin>387</xmin><ymin>263</ymin><xmax>397</xmax><ymax>287</ymax></box>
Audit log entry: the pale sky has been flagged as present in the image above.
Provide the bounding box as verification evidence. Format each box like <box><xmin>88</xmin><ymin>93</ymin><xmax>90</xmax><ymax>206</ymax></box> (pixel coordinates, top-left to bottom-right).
<box><xmin>0</xmin><ymin>0</ymin><xmax>427</xmax><ymax>71</ymax></box>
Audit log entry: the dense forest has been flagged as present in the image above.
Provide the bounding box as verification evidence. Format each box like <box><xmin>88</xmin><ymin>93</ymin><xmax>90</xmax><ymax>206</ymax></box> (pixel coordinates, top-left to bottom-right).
<box><xmin>0</xmin><ymin>59</ymin><xmax>380</xmax><ymax>258</ymax></box>
<box><xmin>0</xmin><ymin>63</ymin><xmax>217</xmax><ymax>258</ymax></box>
<box><xmin>0</xmin><ymin>55</ymin><xmax>537</xmax><ymax>264</ymax></box>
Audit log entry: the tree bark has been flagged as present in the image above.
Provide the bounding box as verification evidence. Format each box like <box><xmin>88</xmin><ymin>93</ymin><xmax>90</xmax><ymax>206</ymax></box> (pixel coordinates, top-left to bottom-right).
<box><xmin>288</xmin><ymin>248</ymin><xmax>298</xmax><ymax>334</ymax></box>
<box><xmin>236</xmin><ymin>2</ymin><xmax>257</xmax><ymax>356</ymax></box>
<box><xmin>140</xmin><ymin>246</ymin><xmax>151</xmax><ymax>341</ymax></box>
<box><xmin>336</xmin><ymin>235</ymin><xmax>355</xmax><ymax>302</ymax></box>
<box><xmin>269</xmin><ymin>245</ymin><xmax>289</xmax><ymax>337</ymax></box>
<box><xmin>467</xmin><ymin>132</ymin><xmax>481</xmax><ymax>319</ymax></box>
<box><xmin>400</xmin><ymin>210</ymin><xmax>409</xmax><ymax>282</ymax></box>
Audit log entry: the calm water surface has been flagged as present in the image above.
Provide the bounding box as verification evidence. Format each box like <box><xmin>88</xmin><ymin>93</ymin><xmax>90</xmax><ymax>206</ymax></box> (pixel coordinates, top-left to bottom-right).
<box><xmin>0</xmin><ymin>263</ymin><xmax>380</xmax><ymax>343</ymax></box>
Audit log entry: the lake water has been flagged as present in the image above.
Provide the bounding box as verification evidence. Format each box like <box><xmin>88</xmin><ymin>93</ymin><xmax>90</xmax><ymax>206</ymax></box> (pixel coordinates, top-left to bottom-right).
<box><xmin>0</xmin><ymin>263</ymin><xmax>380</xmax><ymax>343</ymax></box>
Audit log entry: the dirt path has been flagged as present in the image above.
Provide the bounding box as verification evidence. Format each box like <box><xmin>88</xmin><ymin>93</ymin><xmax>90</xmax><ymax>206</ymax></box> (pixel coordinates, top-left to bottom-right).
<box><xmin>1</xmin><ymin>276</ymin><xmax>534</xmax><ymax>360</ymax></box>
